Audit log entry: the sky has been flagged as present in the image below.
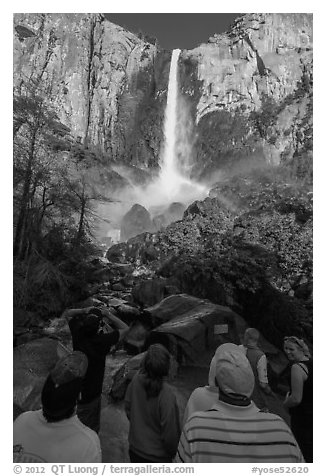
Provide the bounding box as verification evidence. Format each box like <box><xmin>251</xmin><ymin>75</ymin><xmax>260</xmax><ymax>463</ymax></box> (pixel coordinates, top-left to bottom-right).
<box><xmin>104</xmin><ymin>13</ymin><xmax>241</xmax><ymax>50</ymax></box>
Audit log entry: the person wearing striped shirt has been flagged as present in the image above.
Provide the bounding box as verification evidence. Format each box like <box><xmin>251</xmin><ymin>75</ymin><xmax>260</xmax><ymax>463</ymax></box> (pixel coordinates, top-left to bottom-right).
<box><xmin>174</xmin><ymin>343</ymin><xmax>304</xmax><ymax>463</ymax></box>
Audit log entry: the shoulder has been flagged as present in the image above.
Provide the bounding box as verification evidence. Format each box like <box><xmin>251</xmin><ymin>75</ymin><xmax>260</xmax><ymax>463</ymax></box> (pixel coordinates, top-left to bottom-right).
<box><xmin>14</xmin><ymin>410</ymin><xmax>39</xmax><ymax>427</ymax></box>
<box><xmin>160</xmin><ymin>382</ymin><xmax>178</xmax><ymax>402</ymax></box>
<box><xmin>74</xmin><ymin>419</ymin><xmax>101</xmax><ymax>462</ymax></box>
<box><xmin>75</xmin><ymin>417</ymin><xmax>101</xmax><ymax>445</ymax></box>
<box><xmin>292</xmin><ymin>362</ymin><xmax>308</xmax><ymax>379</ymax></box>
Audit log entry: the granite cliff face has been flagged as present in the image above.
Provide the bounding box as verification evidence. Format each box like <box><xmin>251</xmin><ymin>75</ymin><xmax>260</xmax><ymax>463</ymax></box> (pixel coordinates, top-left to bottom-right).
<box><xmin>14</xmin><ymin>13</ymin><xmax>159</xmax><ymax>165</ymax></box>
<box><xmin>179</xmin><ymin>13</ymin><xmax>312</xmax><ymax>179</ymax></box>
<box><xmin>14</xmin><ymin>13</ymin><xmax>313</xmax><ymax>182</ymax></box>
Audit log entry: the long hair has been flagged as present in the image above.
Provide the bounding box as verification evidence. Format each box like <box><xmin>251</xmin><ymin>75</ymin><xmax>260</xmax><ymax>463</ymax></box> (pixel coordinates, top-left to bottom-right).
<box><xmin>142</xmin><ymin>344</ymin><xmax>171</xmax><ymax>398</ymax></box>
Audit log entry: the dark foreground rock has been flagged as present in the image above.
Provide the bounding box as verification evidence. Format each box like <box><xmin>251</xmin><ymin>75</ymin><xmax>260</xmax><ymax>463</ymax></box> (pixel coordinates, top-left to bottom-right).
<box><xmin>13</xmin><ymin>338</ymin><xmax>70</xmax><ymax>411</ymax></box>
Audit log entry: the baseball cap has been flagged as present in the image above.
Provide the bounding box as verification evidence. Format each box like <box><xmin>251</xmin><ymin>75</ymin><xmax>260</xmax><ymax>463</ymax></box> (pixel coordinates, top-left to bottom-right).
<box><xmin>213</xmin><ymin>343</ymin><xmax>255</xmax><ymax>398</ymax></box>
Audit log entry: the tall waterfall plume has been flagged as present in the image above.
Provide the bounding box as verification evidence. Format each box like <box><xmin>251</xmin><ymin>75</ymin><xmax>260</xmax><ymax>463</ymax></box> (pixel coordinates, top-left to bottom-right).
<box><xmin>157</xmin><ymin>49</ymin><xmax>207</xmax><ymax>202</ymax></box>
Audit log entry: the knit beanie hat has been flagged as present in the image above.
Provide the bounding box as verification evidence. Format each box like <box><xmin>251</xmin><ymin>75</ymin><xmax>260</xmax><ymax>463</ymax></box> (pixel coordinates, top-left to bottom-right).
<box><xmin>213</xmin><ymin>343</ymin><xmax>255</xmax><ymax>398</ymax></box>
<box><xmin>41</xmin><ymin>351</ymin><xmax>88</xmax><ymax>418</ymax></box>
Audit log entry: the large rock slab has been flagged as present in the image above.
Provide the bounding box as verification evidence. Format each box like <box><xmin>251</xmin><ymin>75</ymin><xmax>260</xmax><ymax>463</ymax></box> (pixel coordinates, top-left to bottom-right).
<box><xmin>120</xmin><ymin>204</ymin><xmax>154</xmax><ymax>242</ymax></box>
<box><xmin>146</xmin><ymin>294</ymin><xmax>247</xmax><ymax>365</ymax></box>
<box><xmin>13</xmin><ymin>338</ymin><xmax>70</xmax><ymax>412</ymax></box>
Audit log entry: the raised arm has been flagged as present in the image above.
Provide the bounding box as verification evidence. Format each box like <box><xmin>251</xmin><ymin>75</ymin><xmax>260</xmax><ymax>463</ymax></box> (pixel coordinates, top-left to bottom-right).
<box><xmin>61</xmin><ymin>307</ymin><xmax>93</xmax><ymax>322</ymax></box>
<box><xmin>100</xmin><ymin>308</ymin><xmax>129</xmax><ymax>339</ymax></box>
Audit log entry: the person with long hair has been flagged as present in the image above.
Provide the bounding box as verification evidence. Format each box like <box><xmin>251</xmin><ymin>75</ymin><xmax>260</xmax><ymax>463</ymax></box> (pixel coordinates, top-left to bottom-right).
<box><xmin>283</xmin><ymin>336</ymin><xmax>313</xmax><ymax>462</ymax></box>
<box><xmin>125</xmin><ymin>344</ymin><xmax>181</xmax><ymax>463</ymax></box>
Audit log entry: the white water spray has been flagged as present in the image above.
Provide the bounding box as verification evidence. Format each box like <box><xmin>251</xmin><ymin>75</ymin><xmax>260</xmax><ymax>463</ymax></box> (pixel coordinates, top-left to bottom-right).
<box><xmin>97</xmin><ymin>49</ymin><xmax>209</xmax><ymax>242</ymax></box>
<box><xmin>156</xmin><ymin>49</ymin><xmax>207</xmax><ymax>202</ymax></box>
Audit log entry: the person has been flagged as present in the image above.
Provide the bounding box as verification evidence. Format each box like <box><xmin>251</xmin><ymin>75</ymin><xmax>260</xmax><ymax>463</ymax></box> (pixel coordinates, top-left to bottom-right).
<box><xmin>13</xmin><ymin>351</ymin><xmax>101</xmax><ymax>463</ymax></box>
<box><xmin>125</xmin><ymin>344</ymin><xmax>181</xmax><ymax>463</ymax></box>
<box><xmin>63</xmin><ymin>306</ymin><xmax>129</xmax><ymax>433</ymax></box>
<box><xmin>238</xmin><ymin>328</ymin><xmax>273</xmax><ymax>410</ymax></box>
<box><xmin>175</xmin><ymin>342</ymin><xmax>304</xmax><ymax>463</ymax></box>
<box><xmin>182</xmin><ymin>351</ymin><xmax>219</xmax><ymax>425</ymax></box>
<box><xmin>283</xmin><ymin>336</ymin><xmax>313</xmax><ymax>462</ymax></box>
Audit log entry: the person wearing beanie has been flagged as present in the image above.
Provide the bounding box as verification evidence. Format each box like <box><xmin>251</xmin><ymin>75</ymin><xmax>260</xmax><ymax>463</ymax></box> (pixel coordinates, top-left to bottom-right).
<box><xmin>13</xmin><ymin>352</ymin><xmax>101</xmax><ymax>463</ymax></box>
<box><xmin>175</xmin><ymin>343</ymin><xmax>304</xmax><ymax>463</ymax></box>
<box><xmin>63</xmin><ymin>306</ymin><xmax>129</xmax><ymax>433</ymax></box>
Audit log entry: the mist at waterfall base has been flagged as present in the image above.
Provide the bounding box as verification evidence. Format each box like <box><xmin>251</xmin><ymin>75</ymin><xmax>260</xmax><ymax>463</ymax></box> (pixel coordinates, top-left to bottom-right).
<box><xmin>96</xmin><ymin>49</ymin><xmax>210</xmax><ymax>244</ymax></box>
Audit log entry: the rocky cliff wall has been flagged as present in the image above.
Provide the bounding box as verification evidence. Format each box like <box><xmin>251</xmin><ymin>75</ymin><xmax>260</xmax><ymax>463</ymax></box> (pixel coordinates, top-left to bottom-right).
<box><xmin>179</xmin><ymin>13</ymin><xmax>312</xmax><ymax>179</ymax></box>
<box><xmin>14</xmin><ymin>13</ymin><xmax>158</xmax><ymax>163</ymax></box>
<box><xmin>14</xmin><ymin>13</ymin><xmax>313</xmax><ymax>182</ymax></box>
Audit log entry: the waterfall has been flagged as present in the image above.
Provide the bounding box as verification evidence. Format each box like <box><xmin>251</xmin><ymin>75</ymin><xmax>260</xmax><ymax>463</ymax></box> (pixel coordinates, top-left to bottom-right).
<box><xmin>157</xmin><ymin>49</ymin><xmax>207</xmax><ymax>201</ymax></box>
<box><xmin>160</xmin><ymin>49</ymin><xmax>181</xmax><ymax>193</ymax></box>
<box><xmin>100</xmin><ymin>49</ymin><xmax>208</xmax><ymax>240</ymax></box>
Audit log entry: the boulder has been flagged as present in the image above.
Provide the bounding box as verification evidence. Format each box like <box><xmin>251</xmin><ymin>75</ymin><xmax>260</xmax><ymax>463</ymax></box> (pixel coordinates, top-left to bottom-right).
<box><xmin>13</xmin><ymin>338</ymin><xmax>70</xmax><ymax>411</ymax></box>
<box><xmin>132</xmin><ymin>277</ymin><xmax>167</xmax><ymax>306</ymax></box>
<box><xmin>113</xmin><ymin>303</ymin><xmax>142</xmax><ymax>324</ymax></box>
<box><xmin>109</xmin><ymin>351</ymin><xmax>178</xmax><ymax>401</ymax></box>
<box><xmin>165</xmin><ymin>202</ymin><xmax>186</xmax><ymax>222</ymax></box>
<box><xmin>120</xmin><ymin>204</ymin><xmax>154</xmax><ymax>242</ymax></box>
<box><xmin>112</xmin><ymin>283</ymin><xmax>126</xmax><ymax>292</ymax></box>
<box><xmin>42</xmin><ymin>318</ymin><xmax>72</xmax><ymax>348</ymax></box>
<box><xmin>109</xmin><ymin>353</ymin><xmax>145</xmax><ymax>401</ymax></box>
<box><xmin>123</xmin><ymin>321</ymin><xmax>151</xmax><ymax>354</ymax></box>
<box><xmin>146</xmin><ymin>294</ymin><xmax>248</xmax><ymax>365</ymax></box>
<box><xmin>106</xmin><ymin>243</ymin><xmax>128</xmax><ymax>263</ymax></box>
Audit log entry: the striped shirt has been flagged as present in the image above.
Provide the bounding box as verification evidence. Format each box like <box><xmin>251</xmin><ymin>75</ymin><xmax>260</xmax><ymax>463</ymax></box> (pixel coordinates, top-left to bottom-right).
<box><xmin>174</xmin><ymin>400</ymin><xmax>304</xmax><ymax>463</ymax></box>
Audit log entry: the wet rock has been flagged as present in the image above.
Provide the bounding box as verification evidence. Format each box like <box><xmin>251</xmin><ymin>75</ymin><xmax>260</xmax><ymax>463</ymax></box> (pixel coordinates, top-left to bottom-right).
<box><xmin>78</xmin><ymin>297</ymin><xmax>104</xmax><ymax>308</ymax></box>
<box><xmin>121</xmin><ymin>276</ymin><xmax>134</xmax><ymax>287</ymax></box>
<box><xmin>14</xmin><ymin>338</ymin><xmax>70</xmax><ymax>411</ymax></box>
<box><xmin>90</xmin><ymin>267</ymin><xmax>114</xmax><ymax>283</ymax></box>
<box><xmin>112</xmin><ymin>283</ymin><xmax>126</xmax><ymax>292</ymax></box>
<box><xmin>42</xmin><ymin>318</ymin><xmax>72</xmax><ymax>348</ymax></box>
<box><xmin>165</xmin><ymin>202</ymin><xmax>186</xmax><ymax>222</ymax></box>
<box><xmin>113</xmin><ymin>304</ymin><xmax>142</xmax><ymax>325</ymax></box>
<box><xmin>146</xmin><ymin>294</ymin><xmax>248</xmax><ymax>364</ymax></box>
<box><xmin>109</xmin><ymin>351</ymin><xmax>178</xmax><ymax>402</ymax></box>
<box><xmin>109</xmin><ymin>297</ymin><xmax>130</xmax><ymax>308</ymax></box>
<box><xmin>145</xmin><ymin>294</ymin><xmax>206</xmax><ymax>326</ymax></box>
<box><xmin>106</xmin><ymin>243</ymin><xmax>128</xmax><ymax>263</ymax></box>
<box><xmin>132</xmin><ymin>277</ymin><xmax>167</xmax><ymax>306</ymax></box>
<box><xmin>93</xmin><ymin>294</ymin><xmax>112</xmax><ymax>305</ymax></box>
<box><xmin>109</xmin><ymin>353</ymin><xmax>145</xmax><ymax>401</ymax></box>
<box><xmin>110</xmin><ymin>263</ymin><xmax>134</xmax><ymax>276</ymax></box>
<box><xmin>123</xmin><ymin>321</ymin><xmax>150</xmax><ymax>354</ymax></box>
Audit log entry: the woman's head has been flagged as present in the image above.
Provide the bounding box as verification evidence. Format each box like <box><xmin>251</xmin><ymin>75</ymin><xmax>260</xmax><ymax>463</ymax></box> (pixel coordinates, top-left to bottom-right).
<box><xmin>142</xmin><ymin>344</ymin><xmax>171</xmax><ymax>398</ymax></box>
<box><xmin>283</xmin><ymin>336</ymin><xmax>310</xmax><ymax>362</ymax></box>
<box><xmin>144</xmin><ymin>344</ymin><xmax>171</xmax><ymax>379</ymax></box>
